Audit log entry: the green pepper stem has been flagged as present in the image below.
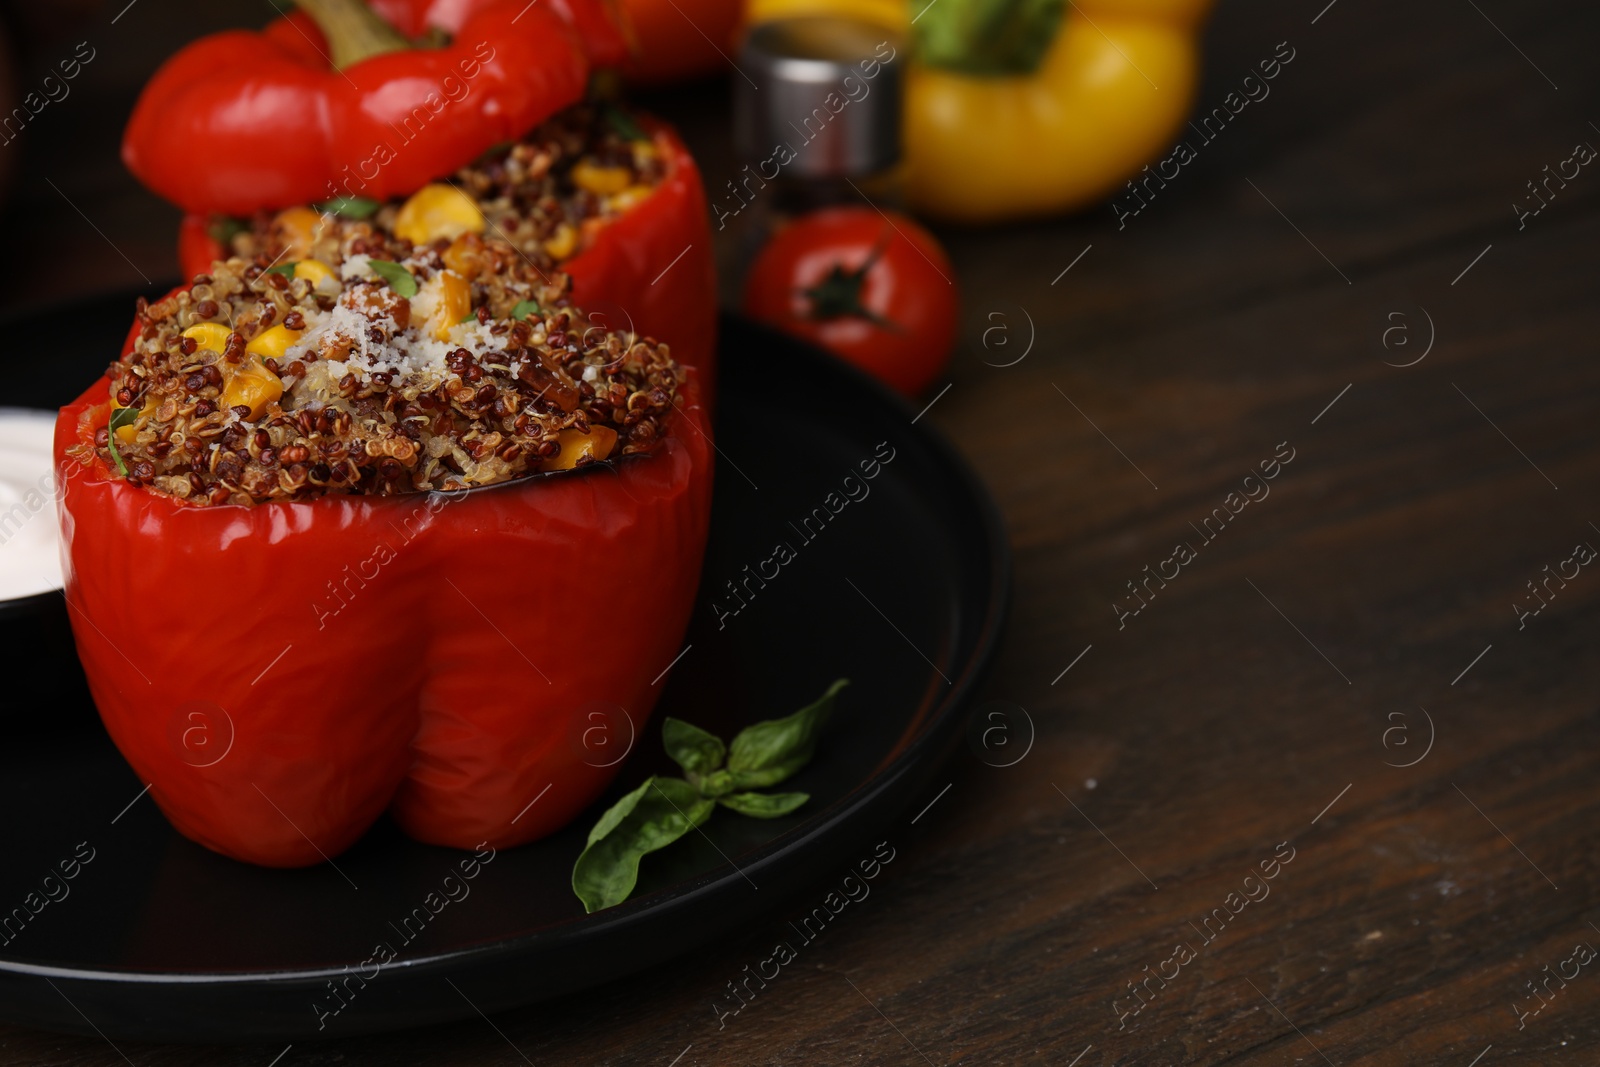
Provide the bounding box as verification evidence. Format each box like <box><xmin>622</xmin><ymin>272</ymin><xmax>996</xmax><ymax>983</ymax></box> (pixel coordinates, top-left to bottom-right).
<box><xmin>294</xmin><ymin>0</ymin><xmax>410</xmax><ymax>70</ymax></box>
<box><xmin>914</xmin><ymin>0</ymin><xmax>1065</xmax><ymax>77</ymax></box>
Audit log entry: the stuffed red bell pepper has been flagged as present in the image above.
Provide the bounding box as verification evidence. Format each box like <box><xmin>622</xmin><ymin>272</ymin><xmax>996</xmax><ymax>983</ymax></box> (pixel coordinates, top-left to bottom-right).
<box><xmin>53</xmin><ymin>212</ymin><xmax>713</xmax><ymax>867</ymax></box>
<box><xmin>176</xmin><ymin>103</ymin><xmax>718</xmax><ymax>381</ymax></box>
<box><xmin>127</xmin><ymin>0</ymin><xmax>716</xmax><ymax>382</ymax></box>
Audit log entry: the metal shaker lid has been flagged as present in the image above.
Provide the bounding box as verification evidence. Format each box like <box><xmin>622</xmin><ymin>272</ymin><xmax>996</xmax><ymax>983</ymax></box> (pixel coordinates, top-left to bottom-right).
<box><xmin>734</xmin><ymin>17</ymin><xmax>905</xmax><ymax>179</ymax></box>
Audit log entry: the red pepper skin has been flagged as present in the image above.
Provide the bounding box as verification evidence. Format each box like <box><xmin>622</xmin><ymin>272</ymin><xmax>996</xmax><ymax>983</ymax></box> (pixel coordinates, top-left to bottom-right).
<box><xmin>176</xmin><ymin>219</ymin><xmax>219</xmax><ymax>287</ymax></box>
<box><xmin>369</xmin><ymin>0</ymin><xmax>633</xmax><ymax>69</ymax></box>
<box><xmin>563</xmin><ymin>118</ymin><xmax>718</xmax><ymax>380</ymax></box>
<box><xmin>122</xmin><ymin>0</ymin><xmax>590</xmax><ymax>217</ymax></box>
<box><xmin>54</xmin><ymin>344</ymin><xmax>712</xmax><ymax>867</ymax></box>
<box><xmin>177</xmin><ymin>117</ymin><xmax>717</xmax><ymax>383</ymax></box>
<box><xmin>616</xmin><ymin>0</ymin><xmax>742</xmax><ymax>86</ymax></box>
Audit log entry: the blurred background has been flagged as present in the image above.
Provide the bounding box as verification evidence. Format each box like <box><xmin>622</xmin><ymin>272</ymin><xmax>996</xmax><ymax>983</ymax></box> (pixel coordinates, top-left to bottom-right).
<box><xmin>0</xmin><ymin>0</ymin><xmax>761</xmax><ymax>312</ymax></box>
<box><xmin>0</xmin><ymin>0</ymin><xmax>1211</xmax><ymax>316</ymax></box>
<box><xmin>3</xmin><ymin>0</ymin><xmax>1590</xmax><ymax>370</ymax></box>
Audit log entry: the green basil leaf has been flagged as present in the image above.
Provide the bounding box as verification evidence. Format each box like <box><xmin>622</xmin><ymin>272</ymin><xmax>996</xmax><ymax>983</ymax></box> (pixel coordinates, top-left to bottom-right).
<box><xmin>208</xmin><ymin>216</ymin><xmax>248</xmax><ymax>246</ymax></box>
<box><xmin>698</xmin><ymin>768</ymin><xmax>737</xmax><ymax>798</ymax></box>
<box><xmin>725</xmin><ymin>679</ymin><xmax>848</xmax><ymax>790</ymax></box>
<box><xmin>317</xmin><ymin>195</ymin><xmax>381</xmax><ymax>220</ymax></box>
<box><xmin>475</xmin><ymin>140</ymin><xmax>515</xmax><ymax>164</ymax></box>
<box><xmin>457</xmin><ymin>312</ymin><xmax>478</xmax><ymax>324</ymax></box>
<box><xmin>264</xmin><ymin>262</ymin><xmax>297</xmax><ymax>279</ymax></box>
<box><xmin>915</xmin><ymin>0</ymin><xmax>1064</xmax><ymax>77</ymax></box>
<box><xmin>572</xmin><ymin>776</ymin><xmax>714</xmax><ymax>913</ymax></box>
<box><xmin>718</xmin><ymin>791</ymin><xmax>809</xmax><ymax>819</ymax></box>
<box><xmin>510</xmin><ymin>299</ymin><xmax>541</xmax><ymax>321</ymax></box>
<box><xmin>367</xmin><ymin>259</ymin><xmax>419</xmax><ymax>298</ymax></box>
<box><xmin>661</xmin><ymin>717</ymin><xmax>726</xmax><ymax>780</ymax></box>
<box><xmin>606</xmin><ymin>106</ymin><xmax>646</xmax><ymax>143</ymax></box>
<box><xmin>106</xmin><ymin>405</ymin><xmax>139</xmax><ymax>477</ymax></box>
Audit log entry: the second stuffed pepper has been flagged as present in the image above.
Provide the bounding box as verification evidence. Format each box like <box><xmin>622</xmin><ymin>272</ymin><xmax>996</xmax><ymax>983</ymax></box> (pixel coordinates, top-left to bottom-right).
<box><xmin>128</xmin><ymin>0</ymin><xmax>717</xmax><ymax>381</ymax></box>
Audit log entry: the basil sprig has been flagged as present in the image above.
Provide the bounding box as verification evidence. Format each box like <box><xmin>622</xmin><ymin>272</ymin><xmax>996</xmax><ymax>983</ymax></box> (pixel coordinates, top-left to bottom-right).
<box><xmin>317</xmin><ymin>195</ymin><xmax>381</xmax><ymax>220</ymax></box>
<box><xmin>366</xmin><ymin>259</ymin><xmax>418</xmax><ymax>298</ymax></box>
<box><xmin>209</xmin><ymin>216</ymin><xmax>248</xmax><ymax>246</ymax></box>
<box><xmin>510</xmin><ymin>299</ymin><xmax>542</xmax><ymax>321</ymax></box>
<box><xmin>571</xmin><ymin>679</ymin><xmax>848</xmax><ymax>913</ymax></box>
<box><xmin>106</xmin><ymin>405</ymin><xmax>140</xmax><ymax>477</ymax></box>
<box><xmin>605</xmin><ymin>106</ymin><xmax>647</xmax><ymax>143</ymax></box>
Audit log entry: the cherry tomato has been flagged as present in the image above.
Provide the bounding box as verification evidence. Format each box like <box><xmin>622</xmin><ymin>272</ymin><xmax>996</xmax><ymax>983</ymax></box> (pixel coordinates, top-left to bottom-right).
<box><xmin>742</xmin><ymin>207</ymin><xmax>959</xmax><ymax>398</ymax></box>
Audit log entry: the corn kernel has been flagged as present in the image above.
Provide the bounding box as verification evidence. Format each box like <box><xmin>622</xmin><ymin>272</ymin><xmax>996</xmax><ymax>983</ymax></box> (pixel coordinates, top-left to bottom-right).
<box><xmin>543</xmin><ymin>223</ymin><xmax>578</xmax><ymax>261</ymax></box>
<box><xmin>246</xmin><ymin>324</ymin><xmax>303</xmax><ymax>360</ymax></box>
<box><xmin>571</xmin><ymin>159</ymin><xmax>634</xmax><ymax>197</ymax></box>
<box><xmin>544</xmin><ymin>426</ymin><xmax>618</xmax><ymax>471</ymax></box>
<box><xmin>272</xmin><ymin>206</ymin><xmax>327</xmax><ymax>260</ymax></box>
<box><xmin>395</xmin><ymin>184</ymin><xmax>485</xmax><ymax>246</ymax></box>
<box><xmin>182</xmin><ymin>323</ymin><xmax>232</xmax><ymax>354</ymax></box>
<box><xmin>607</xmin><ymin>185</ymin><xmax>654</xmax><ymax>213</ymax></box>
<box><xmin>293</xmin><ymin>259</ymin><xmax>337</xmax><ymax>290</ymax></box>
<box><xmin>222</xmin><ymin>358</ymin><xmax>283</xmax><ymax>421</ymax></box>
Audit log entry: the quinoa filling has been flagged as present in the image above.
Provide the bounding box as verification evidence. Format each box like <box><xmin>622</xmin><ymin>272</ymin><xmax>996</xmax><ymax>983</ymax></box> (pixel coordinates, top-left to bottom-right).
<box><xmin>92</xmin><ymin>216</ymin><xmax>683</xmax><ymax>506</ymax></box>
<box><xmin>214</xmin><ymin>103</ymin><xmax>664</xmax><ymax>271</ymax></box>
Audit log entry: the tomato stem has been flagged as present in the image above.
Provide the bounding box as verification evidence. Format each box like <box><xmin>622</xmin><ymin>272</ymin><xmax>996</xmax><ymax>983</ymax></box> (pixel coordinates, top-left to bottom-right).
<box><xmin>294</xmin><ymin>0</ymin><xmax>410</xmax><ymax>70</ymax></box>
<box><xmin>799</xmin><ymin>235</ymin><xmax>902</xmax><ymax>333</ymax></box>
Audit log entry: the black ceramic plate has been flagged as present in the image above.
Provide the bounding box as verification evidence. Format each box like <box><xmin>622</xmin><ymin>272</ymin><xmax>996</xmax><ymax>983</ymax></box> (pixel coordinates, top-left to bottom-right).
<box><xmin>0</xmin><ymin>293</ymin><xmax>1009</xmax><ymax>1044</ymax></box>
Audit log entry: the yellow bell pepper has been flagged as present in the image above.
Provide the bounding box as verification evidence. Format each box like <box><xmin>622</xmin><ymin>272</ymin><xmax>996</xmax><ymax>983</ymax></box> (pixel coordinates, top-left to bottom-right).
<box><xmin>744</xmin><ymin>0</ymin><xmax>1214</xmax><ymax>223</ymax></box>
<box><xmin>544</xmin><ymin>426</ymin><xmax>618</xmax><ymax>471</ymax></box>
<box><xmin>271</xmin><ymin>206</ymin><xmax>329</xmax><ymax>260</ymax></box>
<box><xmin>109</xmin><ymin>397</ymin><xmax>148</xmax><ymax>445</ymax></box>
<box><xmin>423</xmin><ymin>270</ymin><xmax>473</xmax><ymax>341</ymax></box>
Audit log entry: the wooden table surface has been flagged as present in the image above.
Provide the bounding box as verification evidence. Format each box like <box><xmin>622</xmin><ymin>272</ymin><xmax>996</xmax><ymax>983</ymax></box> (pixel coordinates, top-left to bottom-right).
<box><xmin>5</xmin><ymin>0</ymin><xmax>1600</xmax><ymax>1063</ymax></box>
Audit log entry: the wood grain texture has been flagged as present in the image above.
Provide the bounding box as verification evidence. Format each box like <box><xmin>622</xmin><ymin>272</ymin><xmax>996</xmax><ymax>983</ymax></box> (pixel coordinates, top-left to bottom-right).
<box><xmin>2</xmin><ymin>0</ymin><xmax>1599</xmax><ymax>1062</ymax></box>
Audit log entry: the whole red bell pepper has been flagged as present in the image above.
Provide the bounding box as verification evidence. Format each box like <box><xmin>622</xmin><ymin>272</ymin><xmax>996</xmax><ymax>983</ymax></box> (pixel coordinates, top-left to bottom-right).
<box><xmin>52</xmin><ymin>308</ymin><xmax>713</xmax><ymax>868</ymax></box>
<box><xmin>123</xmin><ymin>0</ymin><xmax>600</xmax><ymax>216</ymax></box>
<box><xmin>176</xmin><ymin>115</ymin><xmax>718</xmax><ymax>382</ymax></box>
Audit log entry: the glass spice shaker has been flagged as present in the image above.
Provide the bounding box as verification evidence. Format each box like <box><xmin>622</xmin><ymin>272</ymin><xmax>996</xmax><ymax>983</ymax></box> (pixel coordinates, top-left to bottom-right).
<box><xmin>729</xmin><ymin>16</ymin><xmax>907</xmax><ymax>270</ymax></box>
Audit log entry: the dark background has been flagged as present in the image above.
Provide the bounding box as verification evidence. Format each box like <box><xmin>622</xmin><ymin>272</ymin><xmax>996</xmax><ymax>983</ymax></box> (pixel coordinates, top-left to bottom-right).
<box><xmin>3</xmin><ymin>0</ymin><xmax>1600</xmax><ymax>1064</ymax></box>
